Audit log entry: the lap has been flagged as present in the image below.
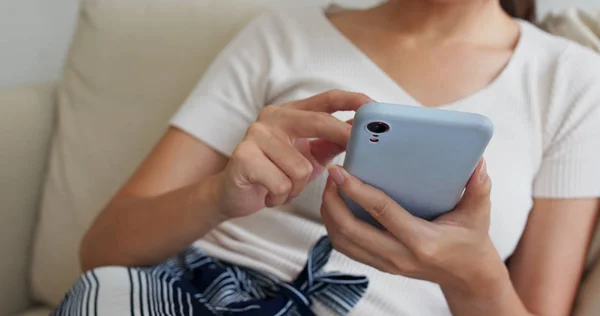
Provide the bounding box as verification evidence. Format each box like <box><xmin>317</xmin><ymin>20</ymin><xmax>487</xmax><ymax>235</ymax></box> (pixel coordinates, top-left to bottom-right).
<box><xmin>51</xmin><ymin>237</ymin><xmax>368</xmax><ymax>316</ymax></box>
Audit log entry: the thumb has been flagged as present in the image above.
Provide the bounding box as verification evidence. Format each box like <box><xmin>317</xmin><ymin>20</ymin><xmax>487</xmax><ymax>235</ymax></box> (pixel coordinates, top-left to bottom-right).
<box><xmin>455</xmin><ymin>158</ymin><xmax>492</xmax><ymax>213</ymax></box>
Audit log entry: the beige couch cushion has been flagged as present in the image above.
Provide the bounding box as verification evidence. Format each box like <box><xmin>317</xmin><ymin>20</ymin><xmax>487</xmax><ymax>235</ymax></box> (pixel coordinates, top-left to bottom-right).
<box><xmin>576</xmin><ymin>263</ymin><xmax>600</xmax><ymax>316</ymax></box>
<box><xmin>30</xmin><ymin>0</ymin><xmax>378</xmax><ymax>307</ymax></box>
<box><xmin>30</xmin><ymin>0</ymin><xmax>272</xmax><ymax>306</ymax></box>
<box><xmin>540</xmin><ymin>9</ymin><xmax>600</xmax><ymax>53</ymax></box>
<box><xmin>17</xmin><ymin>307</ymin><xmax>54</xmax><ymax>316</ymax></box>
<box><xmin>0</xmin><ymin>83</ymin><xmax>56</xmax><ymax>315</ymax></box>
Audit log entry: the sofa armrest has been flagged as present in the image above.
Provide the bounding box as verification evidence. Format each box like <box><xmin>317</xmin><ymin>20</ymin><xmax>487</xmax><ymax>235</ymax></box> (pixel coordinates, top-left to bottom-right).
<box><xmin>0</xmin><ymin>82</ymin><xmax>57</xmax><ymax>315</ymax></box>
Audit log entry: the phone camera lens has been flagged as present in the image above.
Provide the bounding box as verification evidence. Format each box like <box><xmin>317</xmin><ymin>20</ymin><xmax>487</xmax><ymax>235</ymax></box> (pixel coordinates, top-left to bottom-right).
<box><xmin>367</xmin><ymin>122</ymin><xmax>389</xmax><ymax>134</ymax></box>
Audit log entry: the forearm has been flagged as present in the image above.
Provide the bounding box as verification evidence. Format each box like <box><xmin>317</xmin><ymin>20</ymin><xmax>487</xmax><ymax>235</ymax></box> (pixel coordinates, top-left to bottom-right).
<box><xmin>80</xmin><ymin>173</ymin><xmax>227</xmax><ymax>270</ymax></box>
<box><xmin>441</xmin><ymin>252</ymin><xmax>534</xmax><ymax>316</ymax></box>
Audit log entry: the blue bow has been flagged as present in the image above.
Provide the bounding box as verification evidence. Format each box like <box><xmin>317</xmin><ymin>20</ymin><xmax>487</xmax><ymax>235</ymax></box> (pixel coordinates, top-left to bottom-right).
<box><xmin>224</xmin><ymin>237</ymin><xmax>369</xmax><ymax>316</ymax></box>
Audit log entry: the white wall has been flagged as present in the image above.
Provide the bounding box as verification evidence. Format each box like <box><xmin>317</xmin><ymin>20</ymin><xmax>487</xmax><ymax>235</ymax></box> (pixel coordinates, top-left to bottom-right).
<box><xmin>541</xmin><ymin>0</ymin><xmax>599</xmax><ymax>14</ymax></box>
<box><xmin>0</xmin><ymin>0</ymin><xmax>79</xmax><ymax>87</ymax></box>
<box><xmin>0</xmin><ymin>0</ymin><xmax>597</xmax><ymax>87</ymax></box>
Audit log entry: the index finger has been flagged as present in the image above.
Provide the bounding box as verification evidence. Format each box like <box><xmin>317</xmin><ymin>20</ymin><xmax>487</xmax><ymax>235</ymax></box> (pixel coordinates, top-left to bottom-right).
<box><xmin>285</xmin><ymin>90</ymin><xmax>373</xmax><ymax>113</ymax></box>
<box><xmin>278</xmin><ymin>109</ymin><xmax>352</xmax><ymax>146</ymax></box>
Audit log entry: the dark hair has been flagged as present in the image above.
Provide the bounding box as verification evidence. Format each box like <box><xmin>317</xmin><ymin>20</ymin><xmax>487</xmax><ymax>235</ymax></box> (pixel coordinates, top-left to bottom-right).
<box><xmin>501</xmin><ymin>0</ymin><xmax>536</xmax><ymax>22</ymax></box>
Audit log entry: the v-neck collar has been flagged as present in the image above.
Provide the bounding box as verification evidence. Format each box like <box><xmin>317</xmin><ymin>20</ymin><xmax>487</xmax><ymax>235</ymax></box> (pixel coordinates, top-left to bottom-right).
<box><xmin>315</xmin><ymin>4</ymin><xmax>527</xmax><ymax>109</ymax></box>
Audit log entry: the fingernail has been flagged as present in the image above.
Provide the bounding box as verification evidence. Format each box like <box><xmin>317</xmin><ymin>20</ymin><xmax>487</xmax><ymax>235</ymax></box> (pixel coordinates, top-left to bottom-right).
<box><xmin>478</xmin><ymin>159</ymin><xmax>488</xmax><ymax>184</ymax></box>
<box><xmin>328</xmin><ymin>166</ymin><xmax>345</xmax><ymax>185</ymax></box>
<box><xmin>284</xmin><ymin>197</ymin><xmax>293</xmax><ymax>205</ymax></box>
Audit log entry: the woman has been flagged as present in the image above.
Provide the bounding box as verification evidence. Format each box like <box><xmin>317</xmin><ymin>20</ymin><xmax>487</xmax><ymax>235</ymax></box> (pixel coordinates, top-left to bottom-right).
<box><xmin>57</xmin><ymin>0</ymin><xmax>600</xmax><ymax>315</ymax></box>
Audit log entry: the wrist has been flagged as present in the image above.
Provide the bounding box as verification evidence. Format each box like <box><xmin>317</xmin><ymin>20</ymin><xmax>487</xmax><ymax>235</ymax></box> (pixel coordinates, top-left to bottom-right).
<box><xmin>440</xmin><ymin>237</ymin><xmax>509</xmax><ymax>299</ymax></box>
<box><xmin>442</xmin><ymin>275</ymin><xmax>517</xmax><ymax>316</ymax></box>
<box><xmin>196</xmin><ymin>173</ymin><xmax>231</xmax><ymax>226</ymax></box>
<box><xmin>440</xmin><ymin>249</ymin><xmax>530</xmax><ymax>316</ymax></box>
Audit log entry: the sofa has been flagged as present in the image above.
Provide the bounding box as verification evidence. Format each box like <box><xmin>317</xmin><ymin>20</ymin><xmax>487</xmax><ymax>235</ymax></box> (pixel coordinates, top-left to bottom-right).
<box><xmin>1</xmin><ymin>0</ymin><xmax>599</xmax><ymax>315</ymax></box>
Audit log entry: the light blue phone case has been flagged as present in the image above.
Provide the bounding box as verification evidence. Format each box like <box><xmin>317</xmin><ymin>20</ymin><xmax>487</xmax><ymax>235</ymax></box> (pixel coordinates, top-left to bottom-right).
<box><xmin>342</xmin><ymin>102</ymin><xmax>494</xmax><ymax>227</ymax></box>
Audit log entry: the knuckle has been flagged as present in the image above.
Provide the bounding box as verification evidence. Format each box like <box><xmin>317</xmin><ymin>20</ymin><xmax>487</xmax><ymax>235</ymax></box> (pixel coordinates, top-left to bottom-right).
<box><xmin>343</xmin><ymin>177</ymin><xmax>360</xmax><ymax>192</ymax></box>
<box><xmin>323</xmin><ymin>89</ymin><xmax>343</xmax><ymax>109</ymax></box>
<box><xmin>257</xmin><ymin>109</ymin><xmax>269</xmax><ymax>122</ymax></box>
<box><xmin>320</xmin><ymin>205</ymin><xmax>328</xmax><ymax>218</ymax></box>
<box><xmin>264</xmin><ymin>104</ymin><xmax>278</xmax><ymax>112</ymax></box>
<box><xmin>413</xmin><ymin>239</ymin><xmax>440</xmax><ymax>262</ymax></box>
<box><xmin>322</xmin><ymin>183</ymin><xmax>337</xmax><ymax>203</ymax></box>
<box><xmin>246</xmin><ymin>122</ymin><xmax>267</xmax><ymax>137</ymax></box>
<box><xmin>307</xmin><ymin>112</ymin><xmax>333</xmax><ymax>131</ymax></box>
<box><xmin>475</xmin><ymin>177</ymin><xmax>492</xmax><ymax>199</ymax></box>
<box><xmin>302</xmin><ymin>161</ymin><xmax>314</xmax><ymax>177</ymax></box>
<box><xmin>368</xmin><ymin>196</ymin><xmax>391</xmax><ymax>218</ymax></box>
<box><xmin>472</xmin><ymin>179</ymin><xmax>492</xmax><ymax>214</ymax></box>
<box><xmin>313</xmin><ymin>112</ymin><xmax>332</xmax><ymax>123</ymax></box>
<box><xmin>272</xmin><ymin>178</ymin><xmax>292</xmax><ymax>196</ymax></box>
<box><xmin>263</xmin><ymin>132</ymin><xmax>283</xmax><ymax>153</ymax></box>
<box><xmin>336</xmin><ymin>217</ymin><xmax>357</xmax><ymax>238</ymax></box>
<box><xmin>258</xmin><ymin>105</ymin><xmax>278</xmax><ymax>121</ymax></box>
<box><xmin>483</xmin><ymin>177</ymin><xmax>493</xmax><ymax>195</ymax></box>
<box><xmin>290</xmin><ymin>160</ymin><xmax>313</xmax><ymax>181</ymax></box>
<box><xmin>326</xmin><ymin>89</ymin><xmax>344</xmax><ymax>100</ymax></box>
<box><xmin>231</xmin><ymin>141</ymin><xmax>254</xmax><ymax>161</ymax></box>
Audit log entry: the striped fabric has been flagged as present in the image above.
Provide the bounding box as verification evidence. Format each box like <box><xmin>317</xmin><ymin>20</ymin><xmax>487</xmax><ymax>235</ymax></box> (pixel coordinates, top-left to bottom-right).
<box><xmin>52</xmin><ymin>237</ymin><xmax>369</xmax><ymax>315</ymax></box>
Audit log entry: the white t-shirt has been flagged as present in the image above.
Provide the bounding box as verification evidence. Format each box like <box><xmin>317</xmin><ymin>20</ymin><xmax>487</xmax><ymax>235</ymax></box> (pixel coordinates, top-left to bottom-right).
<box><xmin>171</xmin><ymin>5</ymin><xmax>600</xmax><ymax>316</ymax></box>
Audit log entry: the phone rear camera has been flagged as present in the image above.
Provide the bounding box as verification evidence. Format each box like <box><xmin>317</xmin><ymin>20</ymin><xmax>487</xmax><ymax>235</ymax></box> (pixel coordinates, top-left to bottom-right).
<box><xmin>367</xmin><ymin>122</ymin><xmax>389</xmax><ymax>134</ymax></box>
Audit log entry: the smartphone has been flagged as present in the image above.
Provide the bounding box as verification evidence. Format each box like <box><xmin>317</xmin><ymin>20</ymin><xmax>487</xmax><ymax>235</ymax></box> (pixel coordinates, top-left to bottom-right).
<box><xmin>342</xmin><ymin>102</ymin><xmax>494</xmax><ymax>227</ymax></box>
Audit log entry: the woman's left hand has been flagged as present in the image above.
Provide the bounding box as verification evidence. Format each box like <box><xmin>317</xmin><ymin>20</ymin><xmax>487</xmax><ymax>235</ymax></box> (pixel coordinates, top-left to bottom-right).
<box><xmin>321</xmin><ymin>159</ymin><xmax>509</xmax><ymax>297</ymax></box>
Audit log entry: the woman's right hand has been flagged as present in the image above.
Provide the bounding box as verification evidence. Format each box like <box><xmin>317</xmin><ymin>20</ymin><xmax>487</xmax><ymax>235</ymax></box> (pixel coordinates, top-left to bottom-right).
<box><xmin>214</xmin><ymin>90</ymin><xmax>373</xmax><ymax>219</ymax></box>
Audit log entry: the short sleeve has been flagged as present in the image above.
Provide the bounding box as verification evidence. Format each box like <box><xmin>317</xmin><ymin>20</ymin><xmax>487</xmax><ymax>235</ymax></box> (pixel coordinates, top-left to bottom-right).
<box><xmin>533</xmin><ymin>46</ymin><xmax>600</xmax><ymax>198</ymax></box>
<box><xmin>170</xmin><ymin>12</ymin><xmax>277</xmax><ymax>156</ymax></box>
